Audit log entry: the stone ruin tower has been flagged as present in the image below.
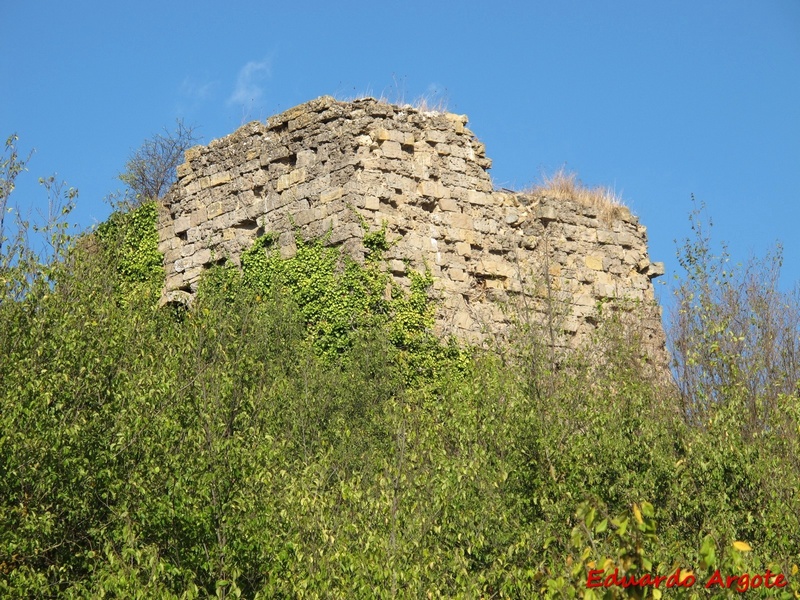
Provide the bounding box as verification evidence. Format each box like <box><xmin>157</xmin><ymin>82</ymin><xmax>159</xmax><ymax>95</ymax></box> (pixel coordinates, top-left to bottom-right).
<box><xmin>157</xmin><ymin>96</ymin><xmax>667</xmax><ymax>365</ymax></box>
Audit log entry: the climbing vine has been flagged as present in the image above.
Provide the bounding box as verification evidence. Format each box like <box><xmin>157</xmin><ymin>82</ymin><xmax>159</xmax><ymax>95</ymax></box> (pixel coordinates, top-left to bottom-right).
<box><xmin>233</xmin><ymin>225</ymin><xmax>468</xmax><ymax>384</ymax></box>
<box><xmin>95</xmin><ymin>201</ymin><xmax>164</xmax><ymax>304</ymax></box>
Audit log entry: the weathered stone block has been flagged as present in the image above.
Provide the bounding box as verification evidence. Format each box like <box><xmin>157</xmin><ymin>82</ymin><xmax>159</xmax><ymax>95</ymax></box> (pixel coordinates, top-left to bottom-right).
<box><xmin>189</xmin><ymin>207</ymin><xmax>208</xmax><ymax>227</ymax></box>
<box><xmin>423</xmin><ymin>130</ymin><xmax>448</xmax><ymax>143</ymax></box>
<box><xmin>320</xmin><ymin>187</ymin><xmax>344</xmax><ymax>203</ymax></box>
<box><xmin>185</xmin><ymin>180</ymin><xmax>201</xmax><ymax>195</ymax></box>
<box><xmin>444</xmin><ymin>113</ymin><xmax>466</xmax><ymax>133</ymax></box>
<box><xmin>294</xmin><ymin>209</ymin><xmax>316</xmax><ymax>226</ymax></box>
<box><xmin>448</xmin><ymin>267</ymin><xmax>468</xmax><ymax>282</ymax></box>
<box><xmin>595</xmin><ymin>283</ymin><xmax>618</xmax><ymax>298</ymax></box>
<box><xmin>296</xmin><ymin>149</ymin><xmax>316</xmax><ymax>168</ymax></box>
<box><xmin>439</xmin><ymin>198</ymin><xmax>458</xmax><ymax>212</ymax></box>
<box><xmin>647</xmin><ymin>262</ymin><xmax>665</xmax><ymax>278</ymax></box>
<box><xmin>584</xmin><ymin>256</ymin><xmax>605</xmax><ymax>271</ymax></box>
<box><xmin>186</xmin><ymin>227</ymin><xmax>201</xmax><ymax>243</ymax></box>
<box><xmin>207</xmin><ymin>201</ymin><xmax>224</xmax><ymax>219</ymax></box>
<box><xmin>381</xmin><ymin>140</ymin><xmax>402</xmax><ymax>159</ymax></box>
<box><xmin>176</xmin><ymin>163</ymin><xmax>193</xmax><ymax>178</ymax></box>
<box><xmin>574</xmin><ymin>294</ymin><xmax>595</xmax><ymax>307</ymax></box>
<box><xmin>537</xmin><ymin>205</ymin><xmax>557</xmax><ymax>221</ymax></box>
<box><xmin>203</xmin><ymin>172</ymin><xmax>231</xmax><ymax>189</ymax></box>
<box><xmin>445</xmin><ymin>227</ymin><xmax>473</xmax><ymax>243</ymax></box>
<box><xmin>597</xmin><ymin>230</ymin><xmax>615</xmax><ymax>244</ymax></box>
<box><xmin>173</xmin><ymin>215</ymin><xmax>190</xmax><ymax>234</ymax></box>
<box><xmin>275</xmin><ymin>168</ymin><xmax>307</xmax><ymax>192</ymax></box>
<box><xmin>474</xmin><ymin>219</ymin><xmax>497</xmax><ymax>234</ymax></box>
<box><xmin>418</xmin><ymin>180</ymin><xmax>447</xmax><ymax>198</ymax></box>
<box><xmin>477</xmin><ymin>259</ymin><xmax>515</xmax><ymax>279</ymax></box>
<box><xmin>445</xmin><ymin>156</ymin><xmax>467</xmax><ymax>172</ymax></box>
<box><xmin>445</xmin><ymin>212</ymin><xmax>473</xmax><ymax>230</ymax></box>
<box><xmin>373</xmin><ymin>128</ymin><xmax>391</xmax><ymax>141</ymax></box>
<box><xmin>288</xmin><ymin>112</ymin><xmax>317</xmax><ymax>132</ymax></box>
<box><xmin>413</xmin><ymin>151</ymin><xmax>433</xmax><ymax>167</ymax></box>
<box><xmin>466</xmin><ymin>190</ymin><xmax>489</xmax><ymax>205</ymax></box>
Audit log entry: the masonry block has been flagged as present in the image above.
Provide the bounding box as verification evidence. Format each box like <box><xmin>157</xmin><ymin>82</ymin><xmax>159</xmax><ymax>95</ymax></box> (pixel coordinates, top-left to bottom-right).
<box><xmin>275</xmin><ymin>168</ymin><xmax>307</xmax><ymax>192</ymax></box>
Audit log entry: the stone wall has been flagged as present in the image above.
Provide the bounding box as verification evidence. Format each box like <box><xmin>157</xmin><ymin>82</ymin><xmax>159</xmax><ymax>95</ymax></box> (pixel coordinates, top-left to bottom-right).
<box><xmin>157</xmin><ymin>96</ymin><xmax>666</xmax><ymax>361</ymax></box>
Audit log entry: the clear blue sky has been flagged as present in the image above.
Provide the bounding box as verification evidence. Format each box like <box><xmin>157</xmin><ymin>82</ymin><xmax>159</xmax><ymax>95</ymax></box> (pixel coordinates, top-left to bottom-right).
<box><xmin>3</xmin><ymin>1</ymin><xmax>799</xmax><ymax>317</ymax></box>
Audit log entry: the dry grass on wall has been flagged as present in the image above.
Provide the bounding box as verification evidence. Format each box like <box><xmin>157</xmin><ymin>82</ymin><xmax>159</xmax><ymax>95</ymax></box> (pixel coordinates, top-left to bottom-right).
<box><xmin>527</xmin><ymin>168</ymin><xmax>626</xmax><ymax>223</ymax></box>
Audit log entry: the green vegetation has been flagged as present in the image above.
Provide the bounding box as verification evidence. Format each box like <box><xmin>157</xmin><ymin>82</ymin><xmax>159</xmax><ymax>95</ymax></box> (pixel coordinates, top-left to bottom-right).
<box><xmin>2</xmin><ymin>140</ymin><xmax>800</xmax><ymax>598</ymax></box>
<box><xmin>236</xmin><ymin>224</ymin><xmax>467</xmax><ymax>384</ymax></box>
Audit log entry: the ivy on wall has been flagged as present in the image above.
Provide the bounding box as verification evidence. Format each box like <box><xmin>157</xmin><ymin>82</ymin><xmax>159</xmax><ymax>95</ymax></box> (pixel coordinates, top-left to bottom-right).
<box><xmin>95</xmin><ymin>202</ymin><xmax>164</xmax><ymax>304</ymax></box>
<box><xmin>226</xmin><ymin>223</ymin><xmax>470</xmax><ymax>385</ymax></box>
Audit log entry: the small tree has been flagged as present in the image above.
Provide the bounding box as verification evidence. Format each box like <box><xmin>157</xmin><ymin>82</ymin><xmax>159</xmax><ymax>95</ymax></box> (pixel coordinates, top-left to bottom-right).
<box><xmin>118</xmin><ymin>119</ymin><xmax>200</xmax><ymax>208</ymax></box>
<box><xmin>670</xmin><ymin>198</ymin><xmax>800</xmax><ymax>434</ymax></box>
<box><xmin>1</xmin><ymin>135</ymin><xmax>77</xmax><ymax>302</ymax></box>
<box><xmin>0</xmin><ymin>134</ymin><xmax>30</xmax><ymax>260</ymax></box>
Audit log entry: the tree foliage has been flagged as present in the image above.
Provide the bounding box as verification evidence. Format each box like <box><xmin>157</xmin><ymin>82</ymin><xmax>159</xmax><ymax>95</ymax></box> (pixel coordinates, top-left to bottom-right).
<box><xmin>1</xmin><ymin>181</ymin><xmax>799</xmax><ymax>598</ymax></box>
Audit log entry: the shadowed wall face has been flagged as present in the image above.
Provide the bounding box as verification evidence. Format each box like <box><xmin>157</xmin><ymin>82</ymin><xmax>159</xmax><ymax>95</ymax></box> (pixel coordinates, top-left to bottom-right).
<box><xmin>158</xmin><ymin>96</ymin><xmax>666</xmax><ymax>359</ymax></box>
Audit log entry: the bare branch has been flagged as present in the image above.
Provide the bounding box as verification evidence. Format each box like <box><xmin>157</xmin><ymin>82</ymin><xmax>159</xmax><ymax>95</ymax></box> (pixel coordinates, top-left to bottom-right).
<box><xmin>119</xmin><ymin>119</ymin><xmax>201</xmax><ymax>208</ymax></box>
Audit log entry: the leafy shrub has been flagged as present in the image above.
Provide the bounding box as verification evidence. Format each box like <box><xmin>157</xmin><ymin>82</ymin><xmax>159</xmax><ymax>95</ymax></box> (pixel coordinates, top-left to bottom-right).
<box><xmin>94</xmin><ymin>201</ymin><xmax>165</xmax><ymax>305</ymax></box>
<box><xmin>671</xmin><ymin>198</ymin><xmax>800</xmax><ymax>435</ymax></box>
<box><xmin>236</xmin><ymin>227</ymin><xmax>469</xmax><ymax>386</ymax></box>
<box><xmin>1</xmin><ymin>190</ymin><xmax>799</xmax><ymax>598</ymax></box>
